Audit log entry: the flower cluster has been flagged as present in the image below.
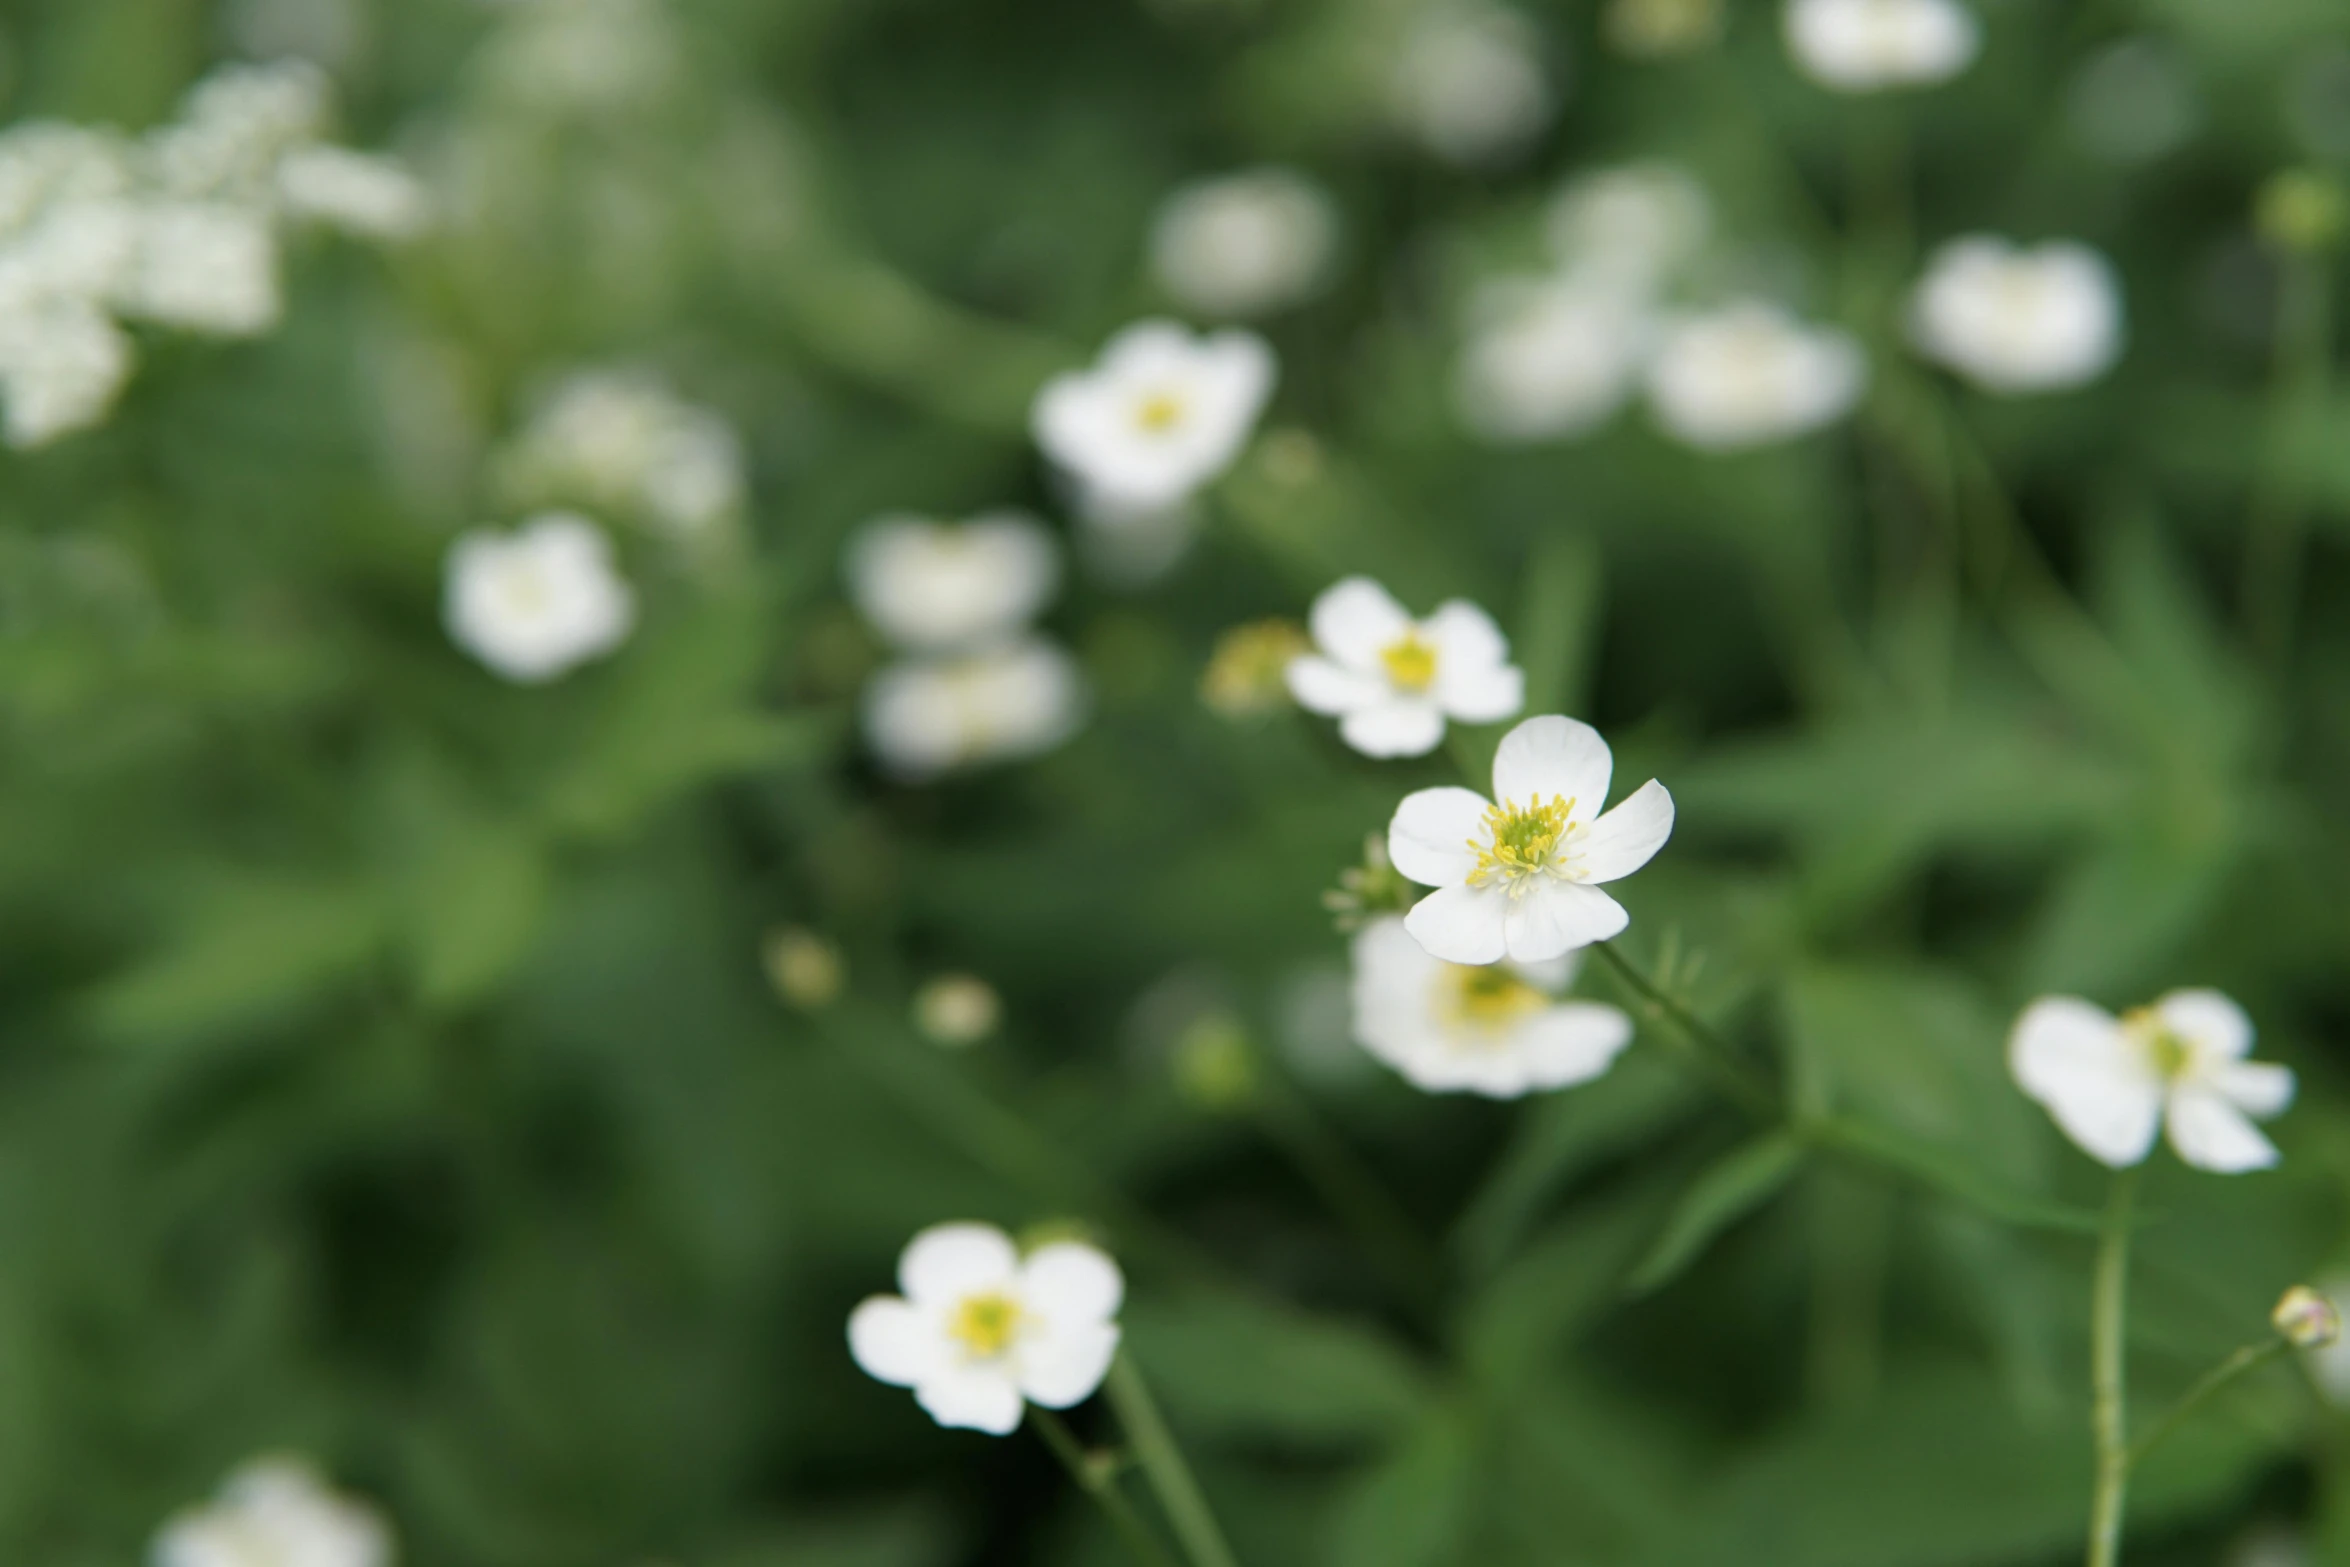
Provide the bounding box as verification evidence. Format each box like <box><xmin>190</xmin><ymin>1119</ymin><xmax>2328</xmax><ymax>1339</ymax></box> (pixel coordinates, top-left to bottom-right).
<box><xmin>151</xmin><ymin>1457</ymin><xmax>389</xmax><ymax>1567</ymax></box>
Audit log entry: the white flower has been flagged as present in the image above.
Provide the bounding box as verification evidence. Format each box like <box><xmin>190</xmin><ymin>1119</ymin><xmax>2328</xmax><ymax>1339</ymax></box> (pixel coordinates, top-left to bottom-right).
<box><xmin>914</xmin><ymin>973</ymin><xmax>1002</xmax><ymax>1048</ymax></box>
<box><xmin>444</xmin><ymin>512</ymin><xmax>637</xmax><ymax>683</ymax></box>
<box><xmin>0</xmin><ymin>123</ymin><xmax>135</xmax><ymax>238</ymax></box>
<box><xmin>151</xmin><ymin>1457</ymin><xmax>389</xmax><ymax>1567</ymax></box>
<box><xmin>848</xmin><ymin>1222</ymin><xmax>1123</xmax><ymax>1435</ymax></box>
<box><xmin>1907</xmin><ymin>236</ymin><xmax>2124</xmax><ymax>394</ymax></box>
<box><xmin>1388</xmin><ymin>714</ymin><xmax>1674</xmax><ymax>965</ymax></box>
<box><xmin>1784</xmin><ymin>0</ymin><xmax>1980</xmax><ymax>92</ymax></box>
<box><xmin>847</xmin><ymin>512</ymin><xmax>1061</xmax><ymax>655</ymax></box>
<box><xmin>1646</xmin><ymin>302</ymin><xmax>1865</xmax><ymax>450</ymax></box>
<box><xmin>1391</xmin><ymin>2</ymin><xmax>1556</xmax><ymax>167</ymax></box>
<box><xmin>1287</xmin><ymin>576</ymin><xmax>1524</xmax><ymax>757</ymax></box>
<box><xmin>1455</xmin><ymin>274</ymin><xmax>1653</xmax><ymax>443</ymax></box>
<box><xmin>1032</xmin><ymin>320</ymin><xmax>1274</xmax><ymax>514</ymax></box>
<box><xmin>1150</xmin><ymin>168</ymin><xmax>1338</xmax><ymax>320</ymax></box>
<box><xmin>863</xmin><ymin>637</ymin><xmax>1086</xmax><ymax>778</ymax></box>
<box><xmin>1544</xmin><ymin>163</ymin><xmax>1710</xmax><ymax>291</ymax></box>
<box><xmin>147</xmin><ymin>59</ymin><xmax>332</xmax><ymax>203</ymax></box>
<box><xmin>499</xmin><ymin>371</ymin><xmax>746</xmax><ymax>542</ymax></box>
<box><xmin>112</xmin><ymin>201</ymin><xmax>282</xmax><ymax>337</ymax></box>
<box><xmin>1350</xmin><ymin>916</ymin><xmax>1633</xmax><ymax>1097</ymax></box>
<box><xmin>0</xmin><ymin>299</ymin><xmax>133</xmax><ymax>448</ymax></box>
<box><xmin>2009</xmin><ymin>990</ymin><xmax>2295</xmax><ymax>1172</ymax></box>
<box><xmin>276</xmin><ymin>146</ymin><xmax>432</xmax><ymax>240</ymax></box>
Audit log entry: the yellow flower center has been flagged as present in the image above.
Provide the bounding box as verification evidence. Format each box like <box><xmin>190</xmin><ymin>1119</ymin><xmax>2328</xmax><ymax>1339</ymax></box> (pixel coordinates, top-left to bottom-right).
<box><xmin>1380</xmin><ymin>632</ymin><xmax>1439</xmax><ymax>692</ymax></box>
<box><xmin>1466</xmin><ymin>795</ymin><xmax>1577</xmax><ymax>894</ymax></box>
<box><xmin>946</xmin><ymin>1291</ymin><xmax>1026</xmax><ymax>1358</ymax></box>
<box><xmin>1441</xmin><ymin>963</ymin><xmax>1548</xmax><ymax>1035</ymax></box>
<box><xmin>1135</xmin><ymin>390</ymin><xmax>1188</xmax><ymax>432</ymax></box>
<box><xmin>2122</xmin><ymin>1007</ymin><xmax>2193</xmax><ymax>1082</ymax></box>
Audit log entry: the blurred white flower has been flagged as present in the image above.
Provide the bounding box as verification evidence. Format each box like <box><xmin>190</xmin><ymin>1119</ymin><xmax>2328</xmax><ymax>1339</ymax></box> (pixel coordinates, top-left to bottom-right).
<box><xmin>1350</xmin><ymin>916</ymin><xmax>1632</xmax><ymax>1097</ymax></box>
<box><xmin>146</xmin><ymin>59</ymin><xmax>332</xmax><ymax>203</ymax></box>
<box><xmin>849</xmin><ymin>1222</ymin><xmax>1122</xmax><ymax>1435</ymax></box>
<box><xmin>1032</xmin><ymin>320</ymin><xmax>1274</xmax><ymax>513</ymax></box>
<box><xmin>1287</xmin><ymin>576</ymin><xmax>1524</xmax><ymax>757</ymax></box>
<box><xmin>1545</xmin><ymin>163</ymin><xmax>1711</xmax><ymax>291</ymax></box>
<box><xmin>277</xmin><ymin>146</ymin><xmax>432</xmax><ymax>240</ymax></box>
<box><xmin>914</xmin><ymin>973</ymin><xmax>1002</xmax><ymax>1048</ymax></box>
<box><xmin>0</xmin><ymin>300</ymin><xmax>133</xmax><ymax>448</ymax></box>
<box><xmin>1391</xmin><ymin>2</ymin><xmax>1556</xmax><ymax>167</ymax></box>
<box><xmin>1455</xmin><ymin>275</ymin><xmax>1653</xmax><ymax>443</ymax></box>
<box><xmin>847</xmin><ymin>512</ymin><xmax>1060</xmax><ymax>656</ymax></box>
<box><xmin>2009</xmin><ymin>990</ymin><xmax>2294</xmax><ymax>1172</ymax></box>
<box><xmin>0</xmin><ymin>123</ymin><xmax>136</xmax><ymax>236</ymax></box>
<box><xmin>1645</xmin><ymin>302</ymin><xmax>1864</xmax><ymax>450</ymax></box>
<box><xmin>1908</xmin><ymin>236</ymin><xmax>2123</xmax><ymax>394</ymax></box>
<box><xmin>112</xmin><ymin>201</ymin><xmax>282</xmax><ymax>336</ymax></box>
<box><xmin>863</xmin><ymin>637</ymin><xmax>1086</xmax><ymax>779</ymax></box>
<box><xmin>444</xmin><ymin>512</ymin><xmax>637</xmax><ymax>683</ymax></box>
<box><xmin>1389</xmin><ymin>714</ymin><xmax>1674</xmax><ymax>965</ymax></box>
<box><xmin>479</xmin><ymin>0</ymin><xmax>685</xmax><ymax>114</ymax></box>
<box><xmin>499</xmin><ymin>371</ymin><xmax>746</xmax><ymax>542</ymax></box>
<box><xmin>1784</xmin><ymin>0</ymin><xmax>1979</xmax><ymax>92</ymax></box>
<box><xmin>151</xmin><ymin>1457</ymin><xmax>389</xmax><ymax>1567</ymax></box>
<box><xmin>1149</xmin><ymin>167</ymin><xmax>1338</xmax><ymax>320</ymax></box>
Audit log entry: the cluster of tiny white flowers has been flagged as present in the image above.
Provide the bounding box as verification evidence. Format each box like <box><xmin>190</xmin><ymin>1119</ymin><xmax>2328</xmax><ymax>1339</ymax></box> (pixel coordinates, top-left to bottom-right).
<box><xmin>1149</xmin><ymin>168</ymin><xmax>1339</xmax><ymax>321</ymax></box>
<box><xmin>1783</xmin><ymin>0</ymin><xmax>1981</xmax><ymax>93</ymax></box>
<box><xmin>444</xmin><ymin>511</ymin><xmax>637</xmax><ymax>684</ymax></box>
<box><xmin>0</xmin><ymin>59</ymin><xmax>427</xmax><ymax>449</ymax></box>
<box><xmin>495</xmin><ymin>369</ymin><xmax>748</xmax><ymax>547</ymax></box>
<box><xmin>150</xmin><ymin>1457</ymin><xmax>390</xmax><ymax>1567</ymax></box>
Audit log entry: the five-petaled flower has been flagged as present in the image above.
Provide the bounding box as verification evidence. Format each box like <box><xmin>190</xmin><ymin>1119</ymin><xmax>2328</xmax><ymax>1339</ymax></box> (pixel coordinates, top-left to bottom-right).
<box><xmin>1031</xmin><ymin>320</ymin><xmax>1275</xmax><ymax>515</ymax></box>
<box><xmin>2009</xmin><ymin>989</ymin><xmax>2295</xmax><ymax>1173</ymax></box>
<box><xmin>1388</xmin><ymin>714</ymin><xmax>1675</xmax><ymax>964</ymax></box>
<box><xmin>849</xmin><ymin>1222</ymin><xmax>1123</xmax><ymax>1435</ymax></box>
<box><xmin>1287</xmin><ymin>576</ymin><xmax>1524</xmax><ymax>757</ymax></box>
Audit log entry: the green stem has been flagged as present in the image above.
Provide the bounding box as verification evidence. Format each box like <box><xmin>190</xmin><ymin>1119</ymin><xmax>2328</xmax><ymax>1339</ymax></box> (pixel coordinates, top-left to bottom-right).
<box><xmin>1107</xmin><ymin>1354</ymin><xmax>1241</xmax><ymax>1567</ymax></box>
<box><xmin>1588</xmin><ymin>941</ymin><xmax>1780</xmax><ymax>1118</ymax></box>
<box><xmin>2123</xmin><ymin>1340</ymin><xmax>2287</xmax><ymax>1473</ymax></box>
<box><xmin>2087</xmin><ymin>1169</ymin><xmax>2139</xmax><ymax>1567</ymax></box>
<box><xmin>1030</xmin><ymin>1407</ymin><xmax>1180</xmax><ymax>1567</ymax></box>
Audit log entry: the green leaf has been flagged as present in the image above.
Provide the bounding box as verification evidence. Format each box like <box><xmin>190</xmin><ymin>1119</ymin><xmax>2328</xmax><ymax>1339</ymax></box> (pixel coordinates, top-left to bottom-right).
<box><xmin>1121</xmin><ymin>1287</ymin><xmax>1431</xmax><ymax>1448</ymax></box>
<box><xmin>404</xmin><ymin>823</ymin><xmax>551</xmax><ymax>1008</ymax></box>
<box><xmin>87</xmin><ymin>875</ymin><xmax>385</xmax><ymax>1040</ymax></box>
<box><xmin>1512</xmin><ymin>528</ymin><xmax>1604</xmax><ymax>718</ymax></box>
<box><xmin>1624</xmin><ymin>1131</ymin><xmax>1804</xmax><ymax>1296</ymax></box>
<box><xmin>1320</xmin><ymin>1402</ymin><xmax>1480</xmax><ymax>1567</ymax></box>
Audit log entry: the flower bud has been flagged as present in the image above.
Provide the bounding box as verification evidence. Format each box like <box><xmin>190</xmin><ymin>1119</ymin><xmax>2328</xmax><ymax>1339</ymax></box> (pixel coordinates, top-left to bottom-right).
<box><xmin>1605</xmin><ymin>0</ymin><xmax>1723</xmax><ymax>58</ymax></box>
<box><xmin>763</xmin><ymin>927</ymin><xmax>844</xmax><ymax>1010</ymax></box>
<box><xmin>1171</xmin><ymin>1013</ymin><xmax>1259</xmax><ymax>1111</ymax></box>
<box><xmin>2255</xmin><ymin>169</ymin><xmax>2350</xmax><ymax>257</ymax></box>
<box><xmin>1323</xmin><ymin>833</ymin><xmax>1415</xmax><ymax>931</ymax></box>
<box><xmin>914</xmin><ymin>973</ymin><xmax>1000</xmax><ymax>1048</ymax></box>
<box><xmin>2274</xmin><ymin>1284</ymin><xmax>2342</xmax><ymax>1349</ymax></box>
<box><xmin>1201</xmin><ymin>618</ymin><xmax>1309</xmax><ymax>719</ymax></box>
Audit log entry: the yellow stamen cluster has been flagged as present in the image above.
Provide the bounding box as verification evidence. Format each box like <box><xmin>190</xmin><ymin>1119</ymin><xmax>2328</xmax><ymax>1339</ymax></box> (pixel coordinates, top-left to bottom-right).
<box><xmin>947</xmin><ymin>1291</ymin><xmax>1026</xmax><ymax>1358</ymax></box>
<box><xmin>1134</xmin><ymin>390</ymin><xmax>1187</xmax><ymax>432</ymax></box>
<box><xmin>1380</xmin><ymin>632</ymin><xmax>1440</xmax><ymax>692</ymax></box>
<box><xmin>2121</xmin><ymin>1007</ymin><xmax>2193</xmax><ymax>1082</ymax></box>
<box><xmin>1441</xmin><ymin>963</ymin><xmax>1548</xmax><ymax>1035</ymax></box>
<box><xmin>1466</xmin><ymin>795</ymin><xmax>1576</xmax><ymax>893</ymax></box>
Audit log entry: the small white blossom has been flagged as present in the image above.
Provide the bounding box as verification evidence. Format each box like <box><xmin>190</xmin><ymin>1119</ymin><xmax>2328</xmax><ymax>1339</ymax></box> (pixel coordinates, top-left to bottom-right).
<box><xmin>276</xmin><ymin>146</ymin><xmax>432</xmax><ymax>240</ymax></box>
<box><xmin>1908</xmin><ymin>236</ymin><xmax>2124</xmax><ymax>394</ymax></box>
<box><xmin>0</xmin><ymin>123</ymin><xmax>136</xmax><ymax>236</ymax></box>
<box><xmin>2009</xmin><ymin>989</ymin><xmax>2295</xmax><ymax>1172</ymax></box>
<box><xmin>1544</xmin><ymin>163</ymin><xmax>1711</xmax><ymax>291</ymax></box>
<box><xmin>1350</xmin><ymin>916</ymin><xmax>1632</xmax><ymax>1097</ymax></box>
<box><xmin>847</xmin><ymin>512</ymin><xmax>1061</xmax><ymax>656</ymax></box>
<box><xmin>1287</xmin><ymin>576</ymin><xmax>1523</xmax><ymax>757</ymax></box>
<box><xmin>0</xmin><ymin>300</ymin><xmax>133</xmax><ymax>448</ymax></box>
<box><xmin>112</xmin><ymin>201</ymin><xmax>282</xmax><ymax>337</ymax></box>
<box><xmin>863</xmin><ymin>638</ymin><xmax>1086</xmax><ymax>779</ymax></box>
<box><xmin>1391</xmin><ymin>2</ymin><xmax>1556</xmax><ymax>167</ymax></box>
<box><xmin>1150</xmin><ymin>168</ymin><xmax>1337</xmax><ymax>321</ymax></box>
<box><xmin>499</xmin><ymin>371</ymin><xmax>746</xmax><ymax>542</ymax></box>
<box><xmin>1389</xmin><ymin>714</ymin><xmax>1674</xmax><ymax>965</ymax></box>
<box><xmin>146</xmin><ymin>59</ymin><xmax>332</xmax><ymax>203</ymax></box>
<box><xmin>914</xmin><ymin>973</ymin><xmax>1002</xmax><ymax>1048</ymax></box>
<box><xmin>1646</xmin><ymin>303</ymin><xmax>1865</xmax><ymax>450</ymax></box>
<box><xmin>150</xmin><ymin>1457</ymin><xmax>389</xmax><ymax>1567</ymax></box>
<box><xmin>444</xmin><ymin>512</ymin><xmax>637</xmax><ymax>683</ymax></box>
<box><xmin>849</xmin><ymin>1222</ymin><xmax>1122</xmax><ymax>1435</ymax></box>
<box><xmin>1033</xmin><ymin>320</ymin><xmax>1273</xmax><ymax>514</ymax></box>
<box><xmin>1784</xmin><ymin>0</ymin><xmax>1980</xmax><ymax>92</ymax></box>
<box><xmin>1455</xmin><ymin>274</ymin><xmax>1653</xmax><ymax>443</ymax></box>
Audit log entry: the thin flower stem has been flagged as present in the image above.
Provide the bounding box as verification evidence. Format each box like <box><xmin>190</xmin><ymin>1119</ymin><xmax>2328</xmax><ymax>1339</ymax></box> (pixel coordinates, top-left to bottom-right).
<box><xmin>1252</xmin><ymin>1069</ymin><xmax>1442</xmax><ymax>1319</ymax></box>
<box><xmin>2123</xmin><ymin>1340</ymin><xmax>2288</xmax><ymax>1473</ymax></box>
<box><xmin>2087</xmin><ymin>1169</ymin><xmax>2139</xmax><ymax>1567</ymax></box>
<box><xmin>1029</xmin><ymin>1407</ymin><xmax>1181</xmax><ymax>1567</ymax></box>
<box><xmin>1107</xmin><ymin>1354</ymin><xmax>1242</xmax><ymax>1567</ymax></box>
<box><xmin>1588</xmin><ymin>941</ymin><xmax>1781</xmax><ymax>1119</ymax></box>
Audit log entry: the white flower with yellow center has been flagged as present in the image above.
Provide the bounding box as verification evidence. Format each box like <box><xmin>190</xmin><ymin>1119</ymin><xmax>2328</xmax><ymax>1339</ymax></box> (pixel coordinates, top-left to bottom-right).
<box><xmin>1388</xmin><ymin>714</ymin><xmax>1674</xmax><ymax>964</ymax></box>
<box><xmin>1350</xmin><ymin>916</ymin><xmax>1633</xmax><ymax>1097</ymax></box>
<box><xmin>1908</xmin><ymin>236</ymin><xmax>2124</xmax><ymax>395</ymax></box>
<box><xmin>151</xmin><ymin>1457</ymin><xmax>389</xmax><ymax>1567</ymax></box>
<box><xmin>847</xmin><ymin>512</ymin><xmax>1061</xmax><ymax>656</ymax></box>
<box><xmin>1287</xmin><ymin>576</ymin><xmax>1524</xmax><ymax>757</ymax></box>
<box><xmin>1645</xmin><ymin>303</ymin><xmax>1865</xmax><ymax>451</ymax></box>
<box><xmin>2010</xmin><ymin>989</ymin><xmax>2294</xmax><ymax>1172</ymax></box>
<box><xmin>1784</xmin><ymin>0</ymin><xmax>1980</xmax><ymax>93</ymax></box>
<box><xmin>1150</xmin><ymin>168</ymin><xmax>1339</xmax><ymax>321</ymax></box>
<box><xmin>1031</xmin><ymin>320</ymin><xmax>1274</xmax><ymax>515</ymax></box>
<box><xmin>848</xmin><ymin>1222</ymin><xmax>1123</xmax><ymax>1436</ymax></box>
<box><xmin>444</xmin><ymin>512</ymin><xmax>637</xmax><ymax>683</ymax></box>
<box><xmin>862</xmin><ymin>637</ymin><xmax>1086</xmax><ymax>778</ymax></box>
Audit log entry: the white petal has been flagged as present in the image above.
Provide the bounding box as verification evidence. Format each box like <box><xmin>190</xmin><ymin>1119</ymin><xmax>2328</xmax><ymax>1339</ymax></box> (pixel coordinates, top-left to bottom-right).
<box><xmin>1492</xmin><ymin>715</ymin><xmax>1612</xmax><ymax>813</ymax></box>
<box><xmin>1388</xmin><ymin>787</ymin><xmax>1493</xmax><ymax>887</ymax></box>
<box><xmin>2165</xmin><ymin>1088</ymin><xmax>2281</xmax><ymax>1174</ymax></box>
<box><xmin>1502</xmin><ymin>880</ymin><xmax>1627</xmax><ymax>961</ymax></box>
<box><xmin>1574</xmin><ymin>780</ymin><xmax>1675</xmax><ymax>884</ymax></box>
<box><xmin>2213</xmin><ymin>1060</ymin><xmax>2296</xmax><ymax>1118</ymax></box>
<box><xmin>2154</xmin><ymin>989</ymin><xmax>2254</xmax><ymax>1061</ymax></box>
<box><xmin>1286</xmin><ymin>655</ymin><xmax>1384</xmax><ymax>715</ymax></box>
<box><xmin>1421</xmin><ymin>600</ymin><xmax>1509</xmax><ymax>672</ymax></box>
<box><xmin>1020</xmin><ymin>1243</ymin><xmax>1124</xmax><ymax>1326</ymax></box>
<box><xmin>848</xmin><ymin>1297</ymin><xmax>941</xmax><ymax>1388</ymax></box>
<box><xmin>1309</xmin><ymin>576</ymin><xmax>1414</xmax><ymax>668</ymax></box>
<box><xmin>1403</xmin><ymin>883</ymin><xmax>1511</xmax><ymax>965</ymax></box>
<box><xmin>1340</xmin><ymin>699</ymin><xmax>1447</xmax><ymax>757</ymax></box>
<box><xmin>1507</xmin><ymin>1002</ymin><xmax>1636</xmax><ymax>1090</ymax></box>
<box><xmin>915</xmin><ymin>1368</ymin><xmax>1026</xmax><ymax>1434</ymax></box>
<box><xmin>1016</xmin><ymin>1321</ymin><xmax>1121</xmax><ymax>1409</ymax></box>
<box><xmin>899</xmin><ymin>1223</ymin><xmax>1020</xmax><ymax>1306</ymax></box>
<box><xmin>1438</xmin><ymin>660</ymin><xmax>1525</xmax><ymax>724</ymax></box>
<box><xmin>2008</xmin><ymin>997</ymin><xmax>2162</xmax><ymax>1169</ymax></box>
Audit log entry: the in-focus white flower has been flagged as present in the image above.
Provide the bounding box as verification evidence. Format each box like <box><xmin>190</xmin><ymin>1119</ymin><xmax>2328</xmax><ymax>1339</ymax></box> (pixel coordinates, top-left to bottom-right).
<box><xmin>1391</xmin><ymin>2</ymin><xmax>1556</xmax><ymax>167</ymax></box>
<box><xmin>1287</xmin><ymin>576</ymin><xmax>1523</xmax><ymax>757</ymax></box>
<box><xmin>1389</xmin><ymin>714</ymin><xmax>1674</xmax><ymax>964</ymax></box>
<box><xmin>863</xmin><ymin>637</ymin><xmax>1086</xmax><ymax>778</ymax></box>
<box><xmin>1350</xmin><ymin>916</ymin><xmax>1633</xmax><ymax>1097</ymax></box>
<box><xmin>1784</xmin><ymin>0</ymin><xmax>1980</xmax><ymax>92</ymax></box>
<box><xmin>276</xmin><ymin>145</ymin><xmax>431</xmax><ymax>240</ymax></box>
<box><xmin>0</xmin><ymin>300</ymin><xmax>132</xmax><ymax>448</ymax></box>
<box><xmin>847</xmin><ymin>512</ymin><xmax>1061</xmax><ymax>655</ymax></box>
<box><xmin>444</xmin><ymin>512</ymin><xmax>637</xmax><ymax>683</ymax></box>
<box><xmin>848</xmin><ymin>1222</ymin><xmax>1122</xmax><ymax>1435</ymax></box>
<box><xmin>1455</xmin><ymin>274</ymin><xmax>1653</xmax><ymax>443</ymax></box>
<box><xmin>2010</xmin><ymin>989</ymin><xmax>2295</xmax><ymax>1172</ymax></box>
<box><xmin>1646</xmin><ymin>303</ymin><xmax>1865</xmax><ymax>450</ymax></box>
<box><xmin>1544</xmin><ymin>163</ymin><xmax>1711</xmax><ymax>291</ymax></box>
<box><xmin>1032</xmin><ymin>321</ymin><xmax>1274</xmax><ymax>514</ymax></box>
<box><xmin>1908</xmin><ymin>236</ymin><xmax>2124</xmax><ymax>394</ymax></box>
<box><xmin>498</xmin><ymin>371</ymin><xmax>746</xmax><ymax>542</ymax></box>
<box><xmin>1150</xmin><ymin>168</ymin><xmax>1338</xmax><ymax>320</ymax></box>
<box><xmin>112</xmin><ymin>201</ymin><xmax>282</xmax><ymax>337</ymax></box>
<box><xmin>151</xmin><ymin>1457</ymin><xmax>389</xmax><ymax>1567</ymax></box>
